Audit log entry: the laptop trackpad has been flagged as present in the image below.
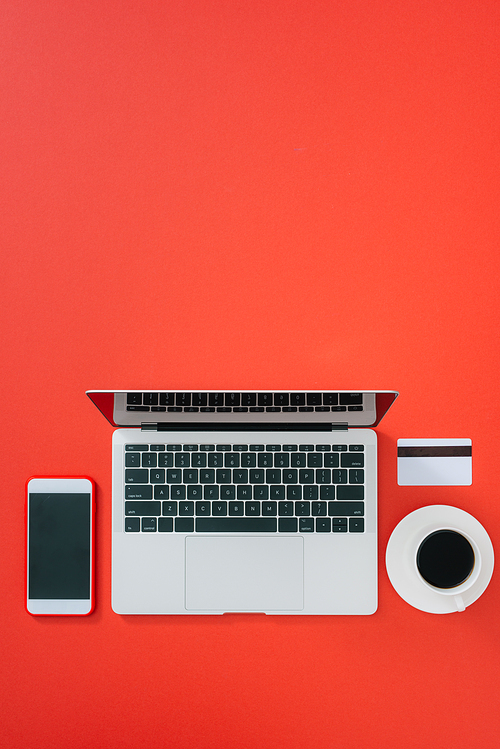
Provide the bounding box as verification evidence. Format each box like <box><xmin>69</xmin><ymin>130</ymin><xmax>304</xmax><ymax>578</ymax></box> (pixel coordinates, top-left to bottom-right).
<box><xmin>185</xmin><ymin>536</ymin><xmax>304</xmax><ymax>612</ymax></box>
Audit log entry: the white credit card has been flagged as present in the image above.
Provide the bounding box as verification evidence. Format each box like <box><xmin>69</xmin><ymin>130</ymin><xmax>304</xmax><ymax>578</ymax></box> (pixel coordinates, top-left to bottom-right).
<box><xmin>397</xmin><ymin>438</ymin><xmax>472</xmax><ymax>486</ymax></box>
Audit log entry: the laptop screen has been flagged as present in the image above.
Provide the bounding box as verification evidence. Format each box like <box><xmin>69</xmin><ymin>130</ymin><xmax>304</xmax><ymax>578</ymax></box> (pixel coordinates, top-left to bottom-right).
<box><xmin>86</xmin><ymin>391</ymin><xmax>398</xmax><ymax>428</ymax></box>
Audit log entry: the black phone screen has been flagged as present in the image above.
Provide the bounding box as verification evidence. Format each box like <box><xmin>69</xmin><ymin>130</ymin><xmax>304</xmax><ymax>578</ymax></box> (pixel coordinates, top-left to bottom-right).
<box><xmin>28</xmin><ymin>493</ymin><xmax>91</xmax><ymax>599</ymax></box>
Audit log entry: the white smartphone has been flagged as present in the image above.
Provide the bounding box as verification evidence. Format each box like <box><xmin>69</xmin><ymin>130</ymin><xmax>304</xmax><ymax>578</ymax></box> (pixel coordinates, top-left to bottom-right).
<box><xmin>26</xmin><ymin>477</ymin><xmax>95</xmax><ymax>615</ymax></box>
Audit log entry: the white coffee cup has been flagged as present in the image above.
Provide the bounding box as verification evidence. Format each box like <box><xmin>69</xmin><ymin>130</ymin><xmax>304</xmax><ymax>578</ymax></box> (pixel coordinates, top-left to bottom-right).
<box><xmin>413</xmin><ymin>526</ymin><xmax>481</xmax><ymax>612</ymax></box>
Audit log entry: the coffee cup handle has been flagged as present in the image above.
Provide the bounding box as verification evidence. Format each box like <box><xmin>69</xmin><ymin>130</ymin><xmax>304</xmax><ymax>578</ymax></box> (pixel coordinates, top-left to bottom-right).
<box><xmin>454</xmin><ymin>594</ymin><xmax>466</xmax><ymax>612</ymax></box>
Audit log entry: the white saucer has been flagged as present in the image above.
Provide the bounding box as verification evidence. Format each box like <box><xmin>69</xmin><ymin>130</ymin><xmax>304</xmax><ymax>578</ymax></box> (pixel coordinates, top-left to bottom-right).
<box><xmin>386</xmin><ymin>505</ymin><xmax>494</xmax><ymax>613</ymax></box>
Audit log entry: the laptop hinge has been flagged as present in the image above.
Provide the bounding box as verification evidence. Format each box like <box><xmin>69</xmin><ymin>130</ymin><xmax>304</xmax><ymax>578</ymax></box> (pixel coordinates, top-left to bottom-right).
<box><xmin>141</xmin><ymin>422</ymin><xmax>348</xmax><ymax>432</ymax></box>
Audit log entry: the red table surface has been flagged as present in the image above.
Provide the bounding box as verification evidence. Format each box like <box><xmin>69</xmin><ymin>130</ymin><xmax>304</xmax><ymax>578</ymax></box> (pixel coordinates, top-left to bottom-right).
<box><xmin>2</xmin><ymin>2</ymin><xmax>499</xmax><ymax>747</ymax></box>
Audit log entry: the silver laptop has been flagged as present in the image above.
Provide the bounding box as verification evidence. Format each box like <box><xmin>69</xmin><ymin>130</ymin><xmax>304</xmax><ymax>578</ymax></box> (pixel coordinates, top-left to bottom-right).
<box><xmin>87</xmin><ymin>390</ymin><xmax>397</xmax><ymax>615</ymax></box>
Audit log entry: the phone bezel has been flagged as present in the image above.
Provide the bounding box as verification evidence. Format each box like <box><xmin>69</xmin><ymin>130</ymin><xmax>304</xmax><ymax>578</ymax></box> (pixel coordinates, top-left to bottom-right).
<box><xmin>26</xmin><ymin>476</ymin><xmax>95</xmax><ymax>615</ymax></box>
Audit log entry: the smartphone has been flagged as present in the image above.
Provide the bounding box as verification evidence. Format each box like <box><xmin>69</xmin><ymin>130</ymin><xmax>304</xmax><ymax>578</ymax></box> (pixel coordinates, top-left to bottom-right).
<box><xmin>26</xmin><ymin>477</ymin><xmax>95</xmax><ymax>615</ymax></box>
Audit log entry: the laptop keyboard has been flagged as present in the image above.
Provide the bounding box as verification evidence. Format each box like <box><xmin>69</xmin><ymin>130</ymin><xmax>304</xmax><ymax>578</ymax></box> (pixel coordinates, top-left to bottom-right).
<box><xmin>123</xmin><ymin>443</ymin><xmax>365</xmax><ymax>534</ymax></box>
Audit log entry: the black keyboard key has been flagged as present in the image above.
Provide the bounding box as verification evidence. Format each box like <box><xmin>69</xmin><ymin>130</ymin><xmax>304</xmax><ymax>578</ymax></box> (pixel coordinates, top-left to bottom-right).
<box><xmin>176</xmin><ymin>393</ymin><xmax>191</xmax><ymax>407</ymax></box>
<box><xmin>323</xmin><ymin>393</ymin><xmax>339</xmax><ymax>405</ymax></box>
<box><xmin>225</xmin><ymin>393</ymin><xmax>240</xmax><ymax>407</ymax></box>
<box><xmin>349</xmin><ymin>444</ymin><xmax>365</xmax><ymax>452</ymax></box>
<box><xmin>316</xmin><ymin>518</ymin><xmax>331</xmax><ymax>532</ymax></box>
<box><xmin>241</xmin><ymin>393</ymin><xmax>256</xmax><ymax>406</ymax></box>
<box><xmin>159</xmin><ymin>393</ymin><xmax>175</xmax><ymax>406</ymax></box>
<box><xmin>127</xmin><ymin>393</ymin><xmax>143</xmax><ymax>405</ymax></box>
<box><xmin>236</xmin><ymin>486</ymin><xmax>252</xmax><ymax>500</ymax></box>
<box><xmin>220</xmin><ymin>486</ymin><xmax>236</xmax><ymax>500</ymax></box>
<box><xmin>253</xmin><ymin>486</ymin><xmax>269</xmax><ymax>500</ymax></box>
<box><xmin>307</xmin><ymin>453</ymin><xmax>322</xmax><ymax>467</ymax></box>
<box><xmin>299</xmin><ymin>517</ymin><xmax>314</xmax><ymax>532</ymax></box>
<box><xmin>162</xmin><ymin>501</ymin><xmax>178</xmax><ymax>515</ymax></box>
<box><xmin>175</xmin><ymin>517</ymin><xmax>194</xmax><ymax>532</ymax></box>
<box><xmin>216</xmin><ymin>469</ymin><xmax>231</xmax><ymax>484</ymax></box>
<box><xmin>295</xmin><ymin>501</ymin><xmax>310</xmax><ymax>516</ymax></box>
<box><xmin>274</xmin><ymin>453</ymin><xmax>289</xmax><ymax>467</ymax></box>
<box><xmin>262</xmin><ymin>502</ymin><xmax>277</xmax><ymax>516</ymax></box>
<box><xmin>175</xmin><ymin>453</ymin><xmax>190</xmax><ymax>467</ymax></box>
<box><xmin>125</xmin><ymin>485</ymin><xmax>152</xmax><ymax>500</ymax></box>
<box><xmin>171</xmin><ymin>486</ymin><xmax>186</xmax><ymax>499</ymax></box>
<box><xmin>192</xmin><ymin>393</ymin><xmax>207</xmax><ymax>406</ymax></box>
<box><xmin>324</xmin><ymin>453</ymin><xmax>340</xmax><ymax>467</ymax></box>
<box><xmin>225</xmin><ymin>453</ymin><xmax>240</xmax><ymax>468</ymax></box>
<box><xmin>306</xmin><ymin>393</ymin><xmax>322</xmax><ymax>405</ymax></box>
<box><xmin>249</xmin><ymin>469</ymin><xmax>265</xmax><ymax>484</ymax></box>
<box><xmin>195</xmin><ymin>517</ymin><xmax>277</xmax><ymax>532</ymax></box>
<box><xmin>125</xmin><ymin>517</ymin><xmax>140</xmax><ymax>532</ymax></box>
<box><xmin>333</xmin><ymin>518</ymin><xmax>348</xmax><ymax>532</ymax></box>
<box><xmin>320</xmin><ymin>486</ymin><xmax>336</xmax><ymax>500</ymax></box>
<box><xmin>332</xmin><ymin>469</ymin><xmax>348</xmax><ymax>484</ymax></box>
<box><xmin>143</xmin><ymin>393</ymin><xmax>158</xmax><ymax>406</ymax></box>
<box><xmin>290</xmin><ymin>453</ymin><xmax>306</xmax><ymax>467</ymax></box>
<box><xmin>316</xmin><ymin>469</ymin><xmax>331</xmax><ymax>484</ymax></box>
<box><xmin>125</xmin><ymin>452</ymin><xmax>141</xmax><ymax>467</ymax></box>
<box><xmin>278</xmin><ymin>517</ymin><xmax>298</xmax><ymax>532</ymax></box>
<box><xmin>191</xmin><ymin>453</ymin><xmax>207</xmax><ymax>468</ymax></box>
<box><xmin>341</xmin><ymin>453</ymin><xmax>365</xmax><ymax>468</ymax></box>
<box><xmin>337</xmin><ymin>485</ymin><xmax>364</xmax><ymax>500</ymax></box>
<box><xmin>208</xmin><ymin>393</ymin><xmax>224</xmax><ymax>406</ymax></box>
<box><xmin>208</xmin><ymin>453</ymin><xmax>224</xmax><ymax>467</ymax></box>
<box><xmin>200</xmin><ymin>469</ymin><xmax>215</xmax><ymax>483</ymax></box>
<box><xmin>328</xmin><ymin>501</ymin><xmax>364</xmax><ymax>516</ymax></box>
<box><xmin>204</xmin><ymin>486</ymin><xmax>219</xmax><ymax>500</ymax></box>
<box><xmin>158</xmin><ymin>517</ymin><xmax>173</xmax><ymax>532</ymax></box>
<box><xmin>266</xmin><ymin>469</ymin><xmax>281</xmax><ymax>484</ymax></box>
<box><xmin>127</xmin><ymin>405</ymin><xmax>149</xmax><ymax>412</ymax></box>
<box><xmin>287</xmin><ymin>486</ymin><xmax>302</xmax><ymax>500</ymax></box>
<box><xmin>283</xmin><ymin>469</ymin><xmax>298</xmax><ymax>483</ymax></box>
<box><xmin>150</xmin><ymin>469</ymin><xmax>165</xmax><ymax>483</ymax></box>
<box><xmin>274</xmin><ymin>393</ymin><xmax>289</xmax><ymax>406</ymax></box>
<box><xmin>240</xmin><ymin>453</ymin><xmax>256</xmax><ymax>467</ymax></box>
<box><xmin>302</xmin><ymin>485</ymin><xmax>318</xmax><ymax>500</ymax></box>
<box><xmin>349</xmin><ymin>517</ymin><xmax>365</xmax><ymax>532</ymax></box>
<box><xmin>349</xmin><ymin>469</ymin><xmax>364</xmax><ymax>484</ymax></box>
<box><xmin>278</xmin><ymin>501</ymin><xmax>294</xmax><ymax>516</ymax></box>
<box><xmin>258</xmin><ymin>393</ymin><xmax>273</xmax><ymax>406</ymax></box>
<box><xmin>245</xmin><ymin>501</ymin><xmax>260</xmax><ymax>516</ymax></box>
<box><xmin>154</xmin><ymin>486</ymin><xmax>169</xmax><ymax>499</ymax></box>
<box><xmin>258</xmin><ymin>453</ymin><xmax>274</xmax><ymax>467</ymax></box>
<box><xmin>125</xmin><ymin>469</ymin><xmax>148</xmax><ymax>483</ymax></box>
<box><xmin>179</xmin><ymin>501</ymin><xmax>194</xmax><ymax>516</ymax></box>
<box><xmin>142</xmin><ymin>453</ymin><xmax>157</xmax><ymax>467</ymax></box>
<box><xmin>312</xmin><ymin>501</ymin><xmax>327</xmax><ymax>516</ymax></box>
<box><xmin>141</xmin><ymin>517</ymin><xmax>157</xmax><ymax>532</ymax></box>
<box><xmin>187</xmin><ymin>485</ymin><xmax>202</xmax><ymax>500</ymax></box>
<box><xmin>299</xmin><ymin>469</ymin><xmax>314</xmax><ymax>484</ymax></box>
<box><xmin>290</xmin><ymin>393</ymin><xmax>306</xmax><ymax>405</ymax></box>
<box><xmin>212</xmin><ymin>501</ymin><xmax>228</xmax><ymax>516</ymax></box>
<box><xmin>125</xmin><ymin>501</ymin><xmax>161</xmax><ymax>516</ymax></box>
<box><xmin>158</xmin><ymin>453</ymin><xmax>174</xmax><ymax>467</ymax></box>
<box><xmin>195</xmin><ymin>501</ymin><xmax>211</xmax><ymax>515</ymax></box>
<box><xmin>339</xmin><ymin>393</ymin><xmax>363</xmax><ymax>405</ymax></box>
<box><xmin>229</xmin><ymin>501</ymin><xmax>244</xmax><ymax>515</ymax></box>
<box><xmin>270</xmin><ymin>486</ymin><xmax>285</xmax><ymax>500</ymax></box>
<box><xmin>125</xmin><ymin>444</ymin><xmax>149</xmax><ymax>451</ymax></box>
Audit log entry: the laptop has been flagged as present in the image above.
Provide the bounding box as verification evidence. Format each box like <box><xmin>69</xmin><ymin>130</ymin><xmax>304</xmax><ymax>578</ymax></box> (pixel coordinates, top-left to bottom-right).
<box><xmin>87</xmin><ymin>390</ymin><xmax>398</xmax><ymax>615</ymax></box>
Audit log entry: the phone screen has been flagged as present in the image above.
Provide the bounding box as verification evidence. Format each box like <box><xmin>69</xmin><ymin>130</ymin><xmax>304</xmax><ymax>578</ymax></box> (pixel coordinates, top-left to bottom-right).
<box><xmin>28</xmin><ymin>493</ymin><xmax>91</xmax><ymax>599</ymax></box>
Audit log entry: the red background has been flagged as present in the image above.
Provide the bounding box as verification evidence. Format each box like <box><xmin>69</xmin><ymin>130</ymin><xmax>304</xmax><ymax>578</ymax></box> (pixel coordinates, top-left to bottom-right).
<box><xmin>2</xmin><ymin>1</ymin><xmax>499</xmax><ymax>747</ymax></box>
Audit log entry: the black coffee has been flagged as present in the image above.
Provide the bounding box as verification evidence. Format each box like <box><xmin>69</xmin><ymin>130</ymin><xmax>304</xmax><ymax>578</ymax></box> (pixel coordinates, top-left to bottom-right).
<box><xmin>417</xmin><ymin>530</ymin><xmax>475</xmax><ymax>589</ymax></box>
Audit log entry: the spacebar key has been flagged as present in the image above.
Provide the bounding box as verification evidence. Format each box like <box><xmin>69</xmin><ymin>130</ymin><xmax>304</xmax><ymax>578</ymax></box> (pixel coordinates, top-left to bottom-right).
<box><xmin>196</xmin><ymin>517</ymin><xmax>277</xmax><ymax>532</ymax></box>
